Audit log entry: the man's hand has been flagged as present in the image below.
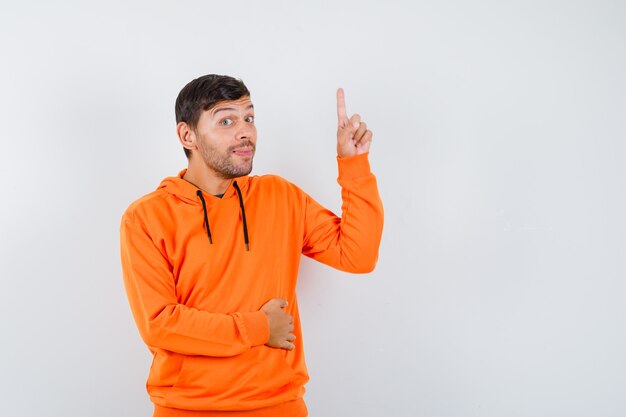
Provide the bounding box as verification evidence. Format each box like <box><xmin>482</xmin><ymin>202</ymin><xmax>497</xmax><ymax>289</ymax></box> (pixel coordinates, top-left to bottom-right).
<box><xmin>336</xmin><ymin>87</ymin><xmax>373</xmax><ymax>158</ymax></box>
<box><xmin>260</xmin><ymin>298</ymin><xmax>296</xmax><ymax>350</ymax></box>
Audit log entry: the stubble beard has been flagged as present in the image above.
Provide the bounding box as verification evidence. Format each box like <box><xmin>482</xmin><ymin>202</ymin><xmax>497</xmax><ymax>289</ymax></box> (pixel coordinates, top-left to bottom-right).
<box><xmin>198</xmin><ymin>138</ymin><xmax>256</xmax><ymax>179</ymax></box>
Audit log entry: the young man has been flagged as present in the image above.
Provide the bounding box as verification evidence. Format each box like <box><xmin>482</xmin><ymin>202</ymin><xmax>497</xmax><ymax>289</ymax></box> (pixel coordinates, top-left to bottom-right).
<box><xmin>119</xmin><ymin>74</ymin><xmax>384</xmax><ymax>417</ymax></box>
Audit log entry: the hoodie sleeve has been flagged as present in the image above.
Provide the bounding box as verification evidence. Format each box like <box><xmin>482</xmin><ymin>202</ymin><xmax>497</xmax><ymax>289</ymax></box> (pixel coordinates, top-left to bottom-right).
<box><xmin>120</xmin><ymin>213</ymin><xmax>269</xmax><ymax>357</ymax></box>
<box><xmin>301</xmin><ymin>152</ymin><xmax>384</xmax><ymax>273</ymax></box>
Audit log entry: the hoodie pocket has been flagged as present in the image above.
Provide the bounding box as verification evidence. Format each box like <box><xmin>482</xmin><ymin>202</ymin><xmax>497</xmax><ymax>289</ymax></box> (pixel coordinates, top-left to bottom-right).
<box><xmin>147</xmin><ymin>350</ymin><xmax>186</xmax><ymax>390</ymax></box>
<box><xmin>169</xmin><ymin>345</ymin><xmax>298</xmax><ymax>399</ymax></box>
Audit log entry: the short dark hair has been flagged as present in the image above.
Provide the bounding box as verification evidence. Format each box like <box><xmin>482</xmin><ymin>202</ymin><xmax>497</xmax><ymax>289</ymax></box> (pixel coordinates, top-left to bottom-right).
<box><xmin>175</xmin><ymin>74</ymin><xmax>250</xmax><ymax>159</ymax></box>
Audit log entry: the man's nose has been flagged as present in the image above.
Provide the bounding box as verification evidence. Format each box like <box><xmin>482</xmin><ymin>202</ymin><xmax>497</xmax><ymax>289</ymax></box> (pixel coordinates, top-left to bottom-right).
<box><xmin>237</xmin><ymin>123</ymin><xmax>255</xmax><ymax>140</ymax></box>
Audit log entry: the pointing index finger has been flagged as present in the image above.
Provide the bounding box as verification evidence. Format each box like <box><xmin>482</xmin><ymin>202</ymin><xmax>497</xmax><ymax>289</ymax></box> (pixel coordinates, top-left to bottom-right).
<box><xmin>337</xmin><ymin>87</ymin><xmax>348</xmax><ymax>125</ymax></box>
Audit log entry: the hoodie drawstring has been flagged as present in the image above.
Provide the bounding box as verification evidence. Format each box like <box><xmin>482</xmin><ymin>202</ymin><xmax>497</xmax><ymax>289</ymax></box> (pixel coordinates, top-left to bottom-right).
<box><xmin>196</xmin><ymin>190</ymin><xmax>213</xmax><ymax>244</ymax></box>
<box><xmin>233</xmin><ymin>181</ymin><xmax>250</xmax><ymax>251</ymax></box>
<box><xmin>195</xmin><ymin>182</ymin><xmax>250</xmax><ymax>251</ymax></box>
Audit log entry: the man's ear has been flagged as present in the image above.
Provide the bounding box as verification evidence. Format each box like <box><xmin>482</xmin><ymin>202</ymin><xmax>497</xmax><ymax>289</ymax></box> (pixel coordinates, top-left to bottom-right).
<box><xmin>177</xmin><ymin>122</ymin><xmax>196</xmax><ymax>153</ymax></box>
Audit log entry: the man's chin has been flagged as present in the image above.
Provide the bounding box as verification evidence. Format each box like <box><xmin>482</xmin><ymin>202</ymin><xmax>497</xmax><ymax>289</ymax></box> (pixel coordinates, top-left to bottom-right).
<box><xmin>220</xmin><ymin>164</ymin><xmax>253</xmax><ymax>179</ymax></box>
<box><xmin>237</xmin><ymin>160</ymin><xmax>253</xmax><ymax>174</ymax></box>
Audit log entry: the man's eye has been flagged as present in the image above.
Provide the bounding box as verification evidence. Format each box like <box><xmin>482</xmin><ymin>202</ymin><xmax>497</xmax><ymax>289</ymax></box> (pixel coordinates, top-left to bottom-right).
<box><xmin>220</xmin><ymin>119</ymin><xmax>233</xmax><ymax>126</ymax></box>
<box><xmin>245</xmin><ymin>116</ymin><xmax>255</xmax><ymax>123</ymax></box>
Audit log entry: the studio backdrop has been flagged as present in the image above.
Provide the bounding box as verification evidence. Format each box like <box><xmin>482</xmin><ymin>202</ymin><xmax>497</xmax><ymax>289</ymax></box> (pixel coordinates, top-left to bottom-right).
<box><xmin>1</xmin><ymin>1</ymin><xmax>625</xmax><ymax>416</ymax></box>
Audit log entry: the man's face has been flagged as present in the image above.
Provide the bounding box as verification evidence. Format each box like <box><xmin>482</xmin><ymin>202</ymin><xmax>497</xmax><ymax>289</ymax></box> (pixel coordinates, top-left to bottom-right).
<box><xmin>193</xmin><ymin>96</ymin><xmax>257</xmax><ymax>179</ymax></box>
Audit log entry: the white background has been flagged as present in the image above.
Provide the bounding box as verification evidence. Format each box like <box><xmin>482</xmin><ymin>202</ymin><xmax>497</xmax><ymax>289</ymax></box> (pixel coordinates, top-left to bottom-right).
<box><xmin>1</xmin><ymin>1</ymin><xmax>625</xmax><ymax>416</ymax></box>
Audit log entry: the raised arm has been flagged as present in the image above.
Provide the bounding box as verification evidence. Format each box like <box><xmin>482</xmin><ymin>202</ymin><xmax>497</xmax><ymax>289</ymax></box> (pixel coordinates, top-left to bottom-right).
<box><xmin>301</xmin><ymin>88</ymin><xmax>383</xmax><ymax>272</ymax></box>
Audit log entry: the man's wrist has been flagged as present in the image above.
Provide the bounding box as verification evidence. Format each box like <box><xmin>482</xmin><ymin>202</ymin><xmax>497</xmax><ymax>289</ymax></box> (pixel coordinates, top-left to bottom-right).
<box><xmin>337</xmin><ymin>152</ymin><xmax>372</xmax><ymax>180</ymax></box>
<box><xmin>238</xmin><ymin>310</ymin><xmax>270</xmax><ymax>347</ymax></box>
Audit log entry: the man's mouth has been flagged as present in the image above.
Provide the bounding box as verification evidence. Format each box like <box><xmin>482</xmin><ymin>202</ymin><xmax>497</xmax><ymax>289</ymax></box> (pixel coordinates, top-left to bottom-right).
<box><xmin>233</xmin><ymin>147</ymin><xmax>254</xmax><ymax>157</ymax></box>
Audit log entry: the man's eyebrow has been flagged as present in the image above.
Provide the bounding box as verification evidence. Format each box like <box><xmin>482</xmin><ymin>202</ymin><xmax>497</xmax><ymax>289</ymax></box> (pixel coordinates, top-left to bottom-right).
<box><xmin>212</xmin><ymin>104</ymin><xmax>254</xmax><ymax>116</ymax></box>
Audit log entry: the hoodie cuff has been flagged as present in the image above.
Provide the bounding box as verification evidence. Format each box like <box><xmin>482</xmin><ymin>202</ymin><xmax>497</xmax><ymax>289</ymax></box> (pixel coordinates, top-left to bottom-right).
<box><xmin>240</xmin><ymin>310</ymin><xmax>270</xmax><ymax>347</ymax></box>
<box><xmin>337</xmin><ymin>152</ymin><xmax>372</xmax><ymax>181</ymax></box>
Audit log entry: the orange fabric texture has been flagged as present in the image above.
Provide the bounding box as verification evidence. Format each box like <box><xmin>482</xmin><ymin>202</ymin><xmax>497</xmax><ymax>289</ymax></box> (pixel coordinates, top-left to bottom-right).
<box><xmin>119</xmin><ymin>153</ymin><xmax>384</xmax><ymax>414</ymax></box>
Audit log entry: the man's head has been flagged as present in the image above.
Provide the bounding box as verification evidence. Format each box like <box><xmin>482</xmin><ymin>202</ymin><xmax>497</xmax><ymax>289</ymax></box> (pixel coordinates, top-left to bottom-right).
<box><xmin>175</xmin><ymin>74</ymin><xmax>256</xmax><ymax>178</ymax></box>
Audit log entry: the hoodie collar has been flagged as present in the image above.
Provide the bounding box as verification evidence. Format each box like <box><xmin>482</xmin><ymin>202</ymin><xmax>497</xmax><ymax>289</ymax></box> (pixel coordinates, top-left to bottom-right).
<box><xmin>158</xmin><ymin>168</ymin><xmax>252</xmax><ymax>251</ymax></box>
<box><xmin>158</xmin><ymin>168</ymin><xmax>251</xmax><ymax>204</ymax></box>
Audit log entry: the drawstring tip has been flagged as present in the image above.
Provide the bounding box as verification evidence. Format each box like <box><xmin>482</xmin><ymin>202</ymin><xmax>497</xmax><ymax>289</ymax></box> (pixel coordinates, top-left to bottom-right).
<box><xmin>245</xmin><ymin>243</ymin><xmax>249</xmax><ymax>251</ymax></box>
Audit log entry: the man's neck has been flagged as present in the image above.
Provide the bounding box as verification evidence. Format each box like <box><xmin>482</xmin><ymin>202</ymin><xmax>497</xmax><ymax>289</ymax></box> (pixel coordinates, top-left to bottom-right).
<box><xmin>183</xmin><ymin>159</ymin><xmax>233</xmax><ymax>196</ymax></box>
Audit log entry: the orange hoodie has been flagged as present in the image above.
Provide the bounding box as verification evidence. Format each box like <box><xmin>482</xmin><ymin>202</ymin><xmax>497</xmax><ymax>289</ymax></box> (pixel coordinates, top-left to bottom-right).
<box><xmin>119</xmin><ymin>152</ymin><xmax>384</xmax><ymax>416</ymax></box>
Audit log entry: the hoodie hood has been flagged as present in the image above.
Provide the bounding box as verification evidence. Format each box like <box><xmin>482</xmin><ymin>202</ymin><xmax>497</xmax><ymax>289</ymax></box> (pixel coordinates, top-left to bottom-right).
<box><xmin>157</xmin><ymin>168</ymin><xmax>252</xmax><ymax>251</ymax></box>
